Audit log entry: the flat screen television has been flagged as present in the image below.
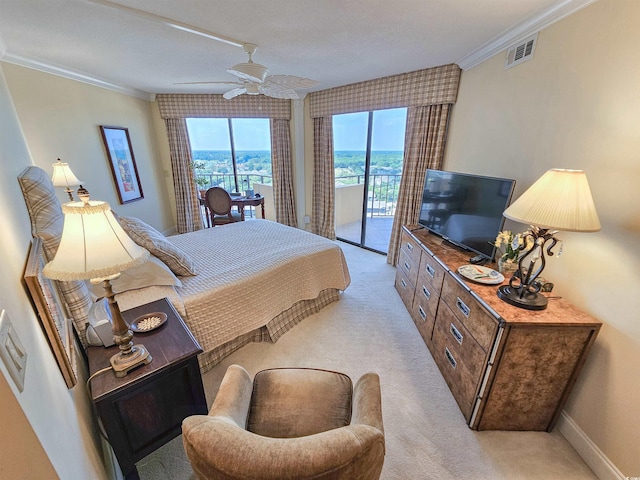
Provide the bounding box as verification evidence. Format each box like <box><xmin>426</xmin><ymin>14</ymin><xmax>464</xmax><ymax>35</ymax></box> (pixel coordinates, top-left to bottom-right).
<box><xmin>418</xmin><ymin>170</ymin><xmax>516</xmax><ymax>260</ymax></box>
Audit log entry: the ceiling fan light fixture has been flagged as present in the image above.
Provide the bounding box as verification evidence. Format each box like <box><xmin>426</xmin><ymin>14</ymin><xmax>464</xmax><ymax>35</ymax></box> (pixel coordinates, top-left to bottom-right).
<box><xmin>226</xmin><ymin>62</ymin><xmax>269</xmax><ymax>83</ymax></box>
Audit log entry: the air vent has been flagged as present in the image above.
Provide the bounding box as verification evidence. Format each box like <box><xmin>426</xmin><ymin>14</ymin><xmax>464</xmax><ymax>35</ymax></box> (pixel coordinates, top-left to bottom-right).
<box><xmin>505</xmin><ymin>33</ymin><xmax>538</xmax><ymax>69</ymax></box>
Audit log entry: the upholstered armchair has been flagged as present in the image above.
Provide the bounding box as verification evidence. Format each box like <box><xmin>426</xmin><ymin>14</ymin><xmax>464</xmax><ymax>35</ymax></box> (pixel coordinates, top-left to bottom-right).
<box><xmin>182</xmin><ymin>364</ymin><xmax>385</xmax><ymax>480</ymax></box>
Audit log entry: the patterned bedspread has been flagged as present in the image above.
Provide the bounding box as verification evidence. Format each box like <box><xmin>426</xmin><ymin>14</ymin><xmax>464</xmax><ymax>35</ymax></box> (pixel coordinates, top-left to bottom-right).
<box><xmin>118</xmin><ymin>220</ymin><xmax>350</xmax><ymax>362</ymax></box>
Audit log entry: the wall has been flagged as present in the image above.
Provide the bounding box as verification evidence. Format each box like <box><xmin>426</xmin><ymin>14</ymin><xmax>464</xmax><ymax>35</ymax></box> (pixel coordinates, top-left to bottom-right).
<box><xmin>0</xmin><ymin>64</ymin><xmax>109</xmax><ymax>479</ymax></box>
<box><xmin>2</xmin><ymin>63</ymin><xmax>175</xmax><ymax>233</ymax></box>
<box><xmin>444</xmin><ymin>0</ymin><xmax>640</xmax><ymax>476</ymax></box>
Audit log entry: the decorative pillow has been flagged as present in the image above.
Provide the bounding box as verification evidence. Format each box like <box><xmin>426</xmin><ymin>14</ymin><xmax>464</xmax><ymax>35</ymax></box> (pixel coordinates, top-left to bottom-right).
<box><xmin>87</xmin><ymin>255</ymin><xmax>182</xmax><ymax>296</ymax></box>
<box><xmin>18</xmin><ymin>166</ymin><xmax>94</xmax><ymax>345</ymax></box>
<box><xmin>118</xmin><ymin>216</ymin><xmax>197</xmax><ymax>276</ymax></box>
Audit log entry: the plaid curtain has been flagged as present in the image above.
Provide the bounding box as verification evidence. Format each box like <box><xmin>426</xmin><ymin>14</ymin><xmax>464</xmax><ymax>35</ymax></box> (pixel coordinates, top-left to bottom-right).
<box><xmin>387</xmin><ymin>104</ymin><xmax>451</xmax><ymax>265</ymax></box>
<box><xmin>270</xmin><ymin>118</ymin><xmax>297</xmax><ymax>226</ymax></box>
<box><xmin>307</xmin><ymin>64</ymin><xmax>460</xmax><ymax>247</ymax></box>
<box><xmin>164</xmin><ymin>118</ymin><xmax>203</xmax><ymax>233</ymax></box>
<box><xmin>308</xmin><ymin>64</ymin><xmax>460</xmax><ymax>118</ymax></box>
<box><xmin>311</xmin><ymin>116</ymin><xmax>336</xmax><ymax>239</ymax></box>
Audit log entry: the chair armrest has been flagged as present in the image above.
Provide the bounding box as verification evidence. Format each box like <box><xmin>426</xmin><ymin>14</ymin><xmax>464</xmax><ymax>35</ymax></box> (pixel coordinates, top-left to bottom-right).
<box><xmin>208</xmin><ymin>364</ymin><xmax>253</xmax><ymax>428</ymax></box>
<box><xmin>352</xmin><ymin>372</ymin><xmax>384</xmax><ymax>434</ymax></box>
<box><xmin>182</xmin><ymin>418</ymin><xmax>384</xmax><ymax>480</ymax></box>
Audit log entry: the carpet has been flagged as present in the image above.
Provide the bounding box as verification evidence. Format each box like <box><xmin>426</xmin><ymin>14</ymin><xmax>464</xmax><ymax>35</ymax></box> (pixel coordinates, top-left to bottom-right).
<box><xmin>137</xmin><ymin>241</ymin><xmax>597</xmax><ymax>480</ymax></box>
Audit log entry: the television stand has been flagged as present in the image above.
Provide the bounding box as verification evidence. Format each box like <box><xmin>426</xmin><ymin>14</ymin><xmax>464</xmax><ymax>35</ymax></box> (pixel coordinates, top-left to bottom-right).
<box><xmin>394</xmin><ymin>225</ymin><xmax>601</xmax><ymax>430</ymax></box>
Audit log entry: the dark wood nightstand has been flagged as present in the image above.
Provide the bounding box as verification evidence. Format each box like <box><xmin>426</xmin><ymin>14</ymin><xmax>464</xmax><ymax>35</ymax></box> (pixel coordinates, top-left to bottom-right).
<box><xmin>87</xmin><ymin>298</ymin><xmax>207</xmax><ymax>479</ymax></box>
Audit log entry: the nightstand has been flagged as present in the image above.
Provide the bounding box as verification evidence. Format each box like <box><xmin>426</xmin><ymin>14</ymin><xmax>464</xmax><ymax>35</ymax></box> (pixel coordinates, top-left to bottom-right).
<box><xmin>86</xmin><ymin>298</ymin><xmax>207</xmax><ymax>480</ymax></box>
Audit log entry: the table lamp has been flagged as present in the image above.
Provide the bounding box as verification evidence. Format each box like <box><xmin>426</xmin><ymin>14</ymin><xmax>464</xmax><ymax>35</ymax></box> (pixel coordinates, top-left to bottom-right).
<box><xmin>51</xmin><ymin>159</ymin><xmax>83</xmax><ymax>201</ymax></box>
<box><xmin>43</xmin><ymin>195</ymin><xmax>152</xmax><ymax>377</ymax></box>
<box><xmin>497</xmin><ymin>168</ymin><xmax>600</xmax><ymax>310</ymax></box>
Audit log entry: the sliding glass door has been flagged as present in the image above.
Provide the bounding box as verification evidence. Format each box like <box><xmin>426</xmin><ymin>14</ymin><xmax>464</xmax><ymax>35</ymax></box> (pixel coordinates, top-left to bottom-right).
<box><xmin>333</xmin><ymin>108</ymin><xmax>407</xmax><ymax>254</ymax></box>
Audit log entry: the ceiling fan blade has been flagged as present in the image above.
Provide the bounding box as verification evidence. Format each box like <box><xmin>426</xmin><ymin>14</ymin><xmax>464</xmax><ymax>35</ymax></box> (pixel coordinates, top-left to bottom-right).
<box><xmin>174</xmin><ymin>81</ymin><xmax>242</xmax><ymax>85</ymax></box>
<box><xmin>265</xmin><ymin>75</ymin><xmax>319</xmax><ymax>89</ymax></box>
<box><xmin>223</xmin><ymin>87</ymin><xmax>247</xmax><ymax>100</ymax></box>
<box><xmin>259</xmin><ymin>83</ymin><xmax>299</xmax><ymax>100</ymax></box>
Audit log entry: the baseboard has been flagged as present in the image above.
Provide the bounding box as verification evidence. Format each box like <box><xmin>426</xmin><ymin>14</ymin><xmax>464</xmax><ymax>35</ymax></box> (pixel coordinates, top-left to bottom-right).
<box><xmin>557</xmin><ymin>411</ymin><xmax>626</xmax><ymax>480</ymax></box>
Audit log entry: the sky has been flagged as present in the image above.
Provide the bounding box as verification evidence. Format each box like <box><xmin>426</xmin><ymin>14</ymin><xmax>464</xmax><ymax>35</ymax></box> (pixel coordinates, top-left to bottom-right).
<box><xmin>187</xmin><ymin>107</ymin><xmax>407</xmax><ymax>151</ymax></box>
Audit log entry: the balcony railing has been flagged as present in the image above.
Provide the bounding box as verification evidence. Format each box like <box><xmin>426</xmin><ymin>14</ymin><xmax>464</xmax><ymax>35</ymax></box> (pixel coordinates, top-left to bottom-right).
<box><xmin>196</xmin><ymin>172</ymin><xmax>402</xmax><ymax>220</ymax></box>
<box><xmin>335</xmin><ymin>174</ymin><xmax>401</xmax><ymax>217</ymax></box>
<box><xmin>195</xmin><ymin>173</ymin><xmax>272</xmax><ymax>193</ymax></box>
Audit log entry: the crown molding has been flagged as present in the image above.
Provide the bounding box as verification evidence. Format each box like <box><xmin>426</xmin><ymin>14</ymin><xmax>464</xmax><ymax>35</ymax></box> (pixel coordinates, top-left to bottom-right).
<box><xmin>457</xmin><ymin>0</ymin><xmax>598</xmax><ymax>70</ymax></box>
<box><xmin>1</xmin><ymin>53</ymin><xmax>154</xmax><ymax>101</ymax></box>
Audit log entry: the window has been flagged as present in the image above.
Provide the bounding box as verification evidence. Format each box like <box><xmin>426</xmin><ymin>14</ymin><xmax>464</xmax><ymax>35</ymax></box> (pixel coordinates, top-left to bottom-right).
<box><xmin>333</xmin><ymin>108</ymin><xmax>407</xmax><ymax>253</ymax></box>
<box><xmin>186</xmin><ymin>118</ymin><xmax>272</xmax><ymax>193</ymax></box>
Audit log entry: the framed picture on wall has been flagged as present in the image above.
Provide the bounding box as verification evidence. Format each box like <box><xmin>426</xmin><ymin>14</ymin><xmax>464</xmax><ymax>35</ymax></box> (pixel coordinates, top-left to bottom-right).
<box><xmin>99</xmin><ymin>125</ymin><xmax>144</xmax><ymax>204</ymax></box>
<box><xmin>24</xmin><ymin>238</ymin><xmax>77</xmax><ymax>388</ymax></box>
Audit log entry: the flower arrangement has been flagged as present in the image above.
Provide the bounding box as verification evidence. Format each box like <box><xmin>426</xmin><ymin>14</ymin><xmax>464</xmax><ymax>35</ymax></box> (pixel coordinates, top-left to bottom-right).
<box><xmin>493</xmin><ymin>230</ymin><xmax>525</xmax><ymax>262</ymax></box>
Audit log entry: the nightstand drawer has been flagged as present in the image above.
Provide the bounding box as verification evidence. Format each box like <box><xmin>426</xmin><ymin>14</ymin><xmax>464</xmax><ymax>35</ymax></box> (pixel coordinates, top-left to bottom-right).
<box><xmin>432</xmin><ymin>302</ymin><xmax>488</xmax><ymax>420</ymax></box>
<box><xmin>441</xmin><ymin>274</ymin><xmax>497</xmax><ymax>351</ymax></box>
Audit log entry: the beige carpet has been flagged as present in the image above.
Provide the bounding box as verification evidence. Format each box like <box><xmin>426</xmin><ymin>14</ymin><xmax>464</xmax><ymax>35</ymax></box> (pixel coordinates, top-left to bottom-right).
<box><xmin>137</xmin><ymin>241</ymin><xmax>598</xmax><ymax>480</ymax></box>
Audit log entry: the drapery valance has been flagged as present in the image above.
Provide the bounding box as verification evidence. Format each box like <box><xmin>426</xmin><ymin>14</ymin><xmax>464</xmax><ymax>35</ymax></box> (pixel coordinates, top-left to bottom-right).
<box><xmin>308</xmin><ymin>64</ymin><xmax>460</xmax><ymax>118</ymax></box>
<box><xmin>156</xmin><ymin>94</ymin><xmax>291</xmax><ymax>119</ymax></box>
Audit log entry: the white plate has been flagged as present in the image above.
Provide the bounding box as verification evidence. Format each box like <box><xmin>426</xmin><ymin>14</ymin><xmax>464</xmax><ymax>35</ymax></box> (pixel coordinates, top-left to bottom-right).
<box><xmin>457</xmin><ymin>265</ymin><xmax>505</xmax><ymax>285</ymax></box>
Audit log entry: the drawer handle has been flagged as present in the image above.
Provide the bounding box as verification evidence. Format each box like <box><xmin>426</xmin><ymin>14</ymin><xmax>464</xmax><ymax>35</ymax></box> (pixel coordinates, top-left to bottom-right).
<box><xmin>421</xmin><ymin>285</ymin><xmax>431</xmax><ymax>300</ymax></box>
<box><xmin>426</xmin><ymin>264</ymin><xmax>435</xmax><ymax>278</ymax></box>
<box><xmin>418</xmin><ymin>305</ymin><xmax>426</xmax><ymax>321</ymax></box>
<box><xmin>445</xmin><ymin>347</ymin><xmax>457</xmax><ymax>369</ymax></box>
<box><xmin>456</xmin><ymin>297</ymin><xmax>470</xmax><ymax>318</ymax></box>
<box><xmin>450</xmin><ymin>323</ymin><xmax>463</xmax><ymax>345</ymax></box>
<box><xmin>404</xmin><ymin>261</ymin><xmax>411</xmax><ymax>272</ymax></box>
<box><xmin>401</xmin><ymin>278</ymin><xmax>407</xmax><ymax>289</ymax></box>
<box><xmin>406</xmin><ymin>242</ymin><xmax>413</xmax><ymax>252</ymax></box>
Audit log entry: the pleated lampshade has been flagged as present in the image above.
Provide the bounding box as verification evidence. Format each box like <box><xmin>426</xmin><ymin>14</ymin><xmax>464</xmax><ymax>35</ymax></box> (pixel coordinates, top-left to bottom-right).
<box><xmin>51</xmin><ymin>159</ymin><xmax>83</xmax><ymax>188</ymax></box>
<box><xmin>503</xmin><ymin>169</ymin><xmax>601</xmax><ymax>232</ymax></box>
<box><xmin>43</xmin><ymin>200</ymin><xmax>149</xmax><ymax>281</ymax></box>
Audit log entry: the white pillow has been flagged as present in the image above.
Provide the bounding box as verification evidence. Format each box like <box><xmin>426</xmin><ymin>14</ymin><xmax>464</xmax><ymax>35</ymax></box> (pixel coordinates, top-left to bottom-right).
<box><xmin>87</xmin><ymin>255</ymin><xmax>182</xmax><ymax>296</ymax></box>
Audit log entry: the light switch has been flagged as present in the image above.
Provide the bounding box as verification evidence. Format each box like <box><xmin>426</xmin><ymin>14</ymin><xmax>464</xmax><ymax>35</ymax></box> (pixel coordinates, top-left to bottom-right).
<box><xmin>0</xmin><ymin>310</ymin><xmax>27</xmax><ymax>392</ymax></box>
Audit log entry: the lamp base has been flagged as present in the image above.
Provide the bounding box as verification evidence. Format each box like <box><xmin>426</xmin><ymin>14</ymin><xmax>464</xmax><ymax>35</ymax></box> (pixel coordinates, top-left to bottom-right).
<box><xmin>110</xmin><ymin>344</ymin><xmax>152</xmax><ymax>378</ymax></box>
<box><xmin>497</xmin><ymin>285</ymin><xmax>548</xmax><ymax>311</ymax></box>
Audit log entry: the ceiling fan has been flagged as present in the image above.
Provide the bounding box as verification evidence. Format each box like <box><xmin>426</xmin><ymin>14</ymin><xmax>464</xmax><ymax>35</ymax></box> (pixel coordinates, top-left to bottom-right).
<box><xmin>178</xmin><ymin>43</ymin><xmax>318</xmax><ymax>100</ymax></box>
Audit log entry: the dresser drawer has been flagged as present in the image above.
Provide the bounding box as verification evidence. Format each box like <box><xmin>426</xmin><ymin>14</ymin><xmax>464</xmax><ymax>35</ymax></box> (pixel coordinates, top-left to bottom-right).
<box><xmin>411</xmin><ymin>282</ymin><xmax>440</xmax><ymax>348</ymax></box>
<box><xmin>432</xmin><ymin>302</ymin><xmax>488</xmax><ymax>421</ymax></box>
<box><xmin>400</xmin><ymin>230</ymin><xmax>422</xmax><ymax>266</ymax></box>
<box><xmin>394</xmin><ymin>268</ymin><xmax>416</xmax><ymax>311</ymax></box>
<box><xmin>397</xmin><ymin>248</ymin><xmax>419</xmax><ymax>287</ymax></box>
<box><xmin>441</xmin><ymin>274</ymin><xmax>498</xmax><ymax>351</ymax></box>
<box><xmin>410</xmin><ymin>281</ymin><xmax>439</xmax><ymax>345</ymax></box>
<box><xmin>417</xmin><ymin>252</ymin><xmax>446</xmax><ymax>295</ymax></box>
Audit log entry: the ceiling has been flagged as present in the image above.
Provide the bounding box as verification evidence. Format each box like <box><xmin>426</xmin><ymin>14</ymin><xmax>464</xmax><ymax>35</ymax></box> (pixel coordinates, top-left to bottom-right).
<box><xmin>0</xmin><ymin>0</ymin><xmax>593</xmax><ymax>100</ymax></box>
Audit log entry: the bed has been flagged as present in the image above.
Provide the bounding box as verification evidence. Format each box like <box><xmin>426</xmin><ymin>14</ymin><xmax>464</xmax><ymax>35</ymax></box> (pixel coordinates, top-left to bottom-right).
<box><xmin>18</xmin><ymin>166</ymin><xmax>350</xmax><ymax>372</ymax></box>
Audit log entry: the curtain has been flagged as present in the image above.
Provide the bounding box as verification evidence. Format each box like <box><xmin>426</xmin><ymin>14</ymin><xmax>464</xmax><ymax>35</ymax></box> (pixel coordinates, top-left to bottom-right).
<box><xmin>164</xmin><ymin>118</ymin><xmax>203</xmax><ymax>233</ymax></box>
<box><xmin>311</xmin><ymin>116</ymin><xmax>335</xmax><ymax>239</ymax></box>
<box><xmin>387</xmin><ymin>104</ymin><xmax>451</xmax><ymax>265</ymax></box>
<box><xmin>270</xmin><ymin>119</ymin><xmax>297</xmax><ymax>226</ymax></box>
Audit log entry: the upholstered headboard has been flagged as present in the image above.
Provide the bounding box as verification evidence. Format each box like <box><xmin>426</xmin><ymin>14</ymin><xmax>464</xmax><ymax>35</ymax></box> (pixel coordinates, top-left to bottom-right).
<box><xmin>18</xmin><ymin>166</ymin><xmax>93</xmax><ymax>344</ymax></box>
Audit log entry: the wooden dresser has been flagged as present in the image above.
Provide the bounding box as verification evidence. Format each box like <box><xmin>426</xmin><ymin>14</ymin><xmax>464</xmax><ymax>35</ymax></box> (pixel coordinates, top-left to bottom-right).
<box><xmin>395</xmin><ymin>225</ymin><xmax>601</xmax><ymax>431</ymax></box>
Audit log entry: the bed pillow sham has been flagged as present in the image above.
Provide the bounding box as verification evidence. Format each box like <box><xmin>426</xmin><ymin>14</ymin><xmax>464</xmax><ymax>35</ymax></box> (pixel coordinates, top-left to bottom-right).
<box><xmin>118</xmin><ymin>216</ymin><xmax>197</xmax><ymax>276</ymax></box>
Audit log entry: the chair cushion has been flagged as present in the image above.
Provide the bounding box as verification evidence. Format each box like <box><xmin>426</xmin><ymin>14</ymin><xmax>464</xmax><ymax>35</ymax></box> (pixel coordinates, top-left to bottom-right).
<box><xmin>247</xmin><ymin>368</ymin><xmax>353</xmax><ymax>438</ymax></box>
